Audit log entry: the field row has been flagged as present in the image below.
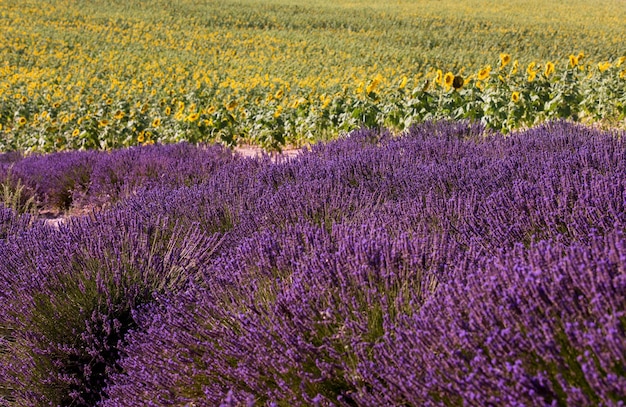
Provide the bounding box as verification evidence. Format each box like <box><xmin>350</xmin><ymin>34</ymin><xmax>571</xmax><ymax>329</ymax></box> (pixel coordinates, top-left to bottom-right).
<box><xmin>1</xmin><ymin>121</ymin><xmax>625</xmax><ymax>405</ymax></box>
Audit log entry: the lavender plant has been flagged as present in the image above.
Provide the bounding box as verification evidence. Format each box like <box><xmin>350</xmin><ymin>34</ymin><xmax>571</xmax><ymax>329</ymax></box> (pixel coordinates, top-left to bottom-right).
<box><xmin>103</xmin><ymin>222</ymin><xmax>473</xmax><ymax>406</ymax></box>
<box><xmin>9</xmin><ymin>150</ymin><xmax>97</xmax><ymax>211</ymax></box>
<box><xmin>358</xmin><ymin>231</ymin><xmax>626</xmax><ymax>406</ymax></box>
<box><xmin>0</xmin><ymin>211</ymin><xmax>222</xmax><ymax>406</ymax></box>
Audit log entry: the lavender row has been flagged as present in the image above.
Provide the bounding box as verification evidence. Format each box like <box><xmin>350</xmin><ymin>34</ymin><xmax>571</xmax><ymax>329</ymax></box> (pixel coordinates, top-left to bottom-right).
<box><xmin>0</xmin><ymin>142</ymin><xmax>236</xmax><ymax>213</ymax></box>
<box><xmin>1</xmin><ymin>120</ymin><xmax>625</xmax><ymax>406</ymax></box>
<box><xmin>118</xmin><ymin>120</ymin><xmax>626</xmax><ymax>249</ymax></box>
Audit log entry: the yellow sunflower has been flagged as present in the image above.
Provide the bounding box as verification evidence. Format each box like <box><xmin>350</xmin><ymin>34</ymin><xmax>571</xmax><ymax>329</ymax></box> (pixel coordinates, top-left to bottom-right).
<box><xmin>597</xmin><ymin>61</ymin><xmax>611</xmax><ymax>72</ymax></box>
<box><xmin>443</xmin><ymin>72</ymin><xmax>454</xmax><ymax>89</ymax></box>
<box><xmin>511</xmin><ymin>91</ymin><xmax>520</xmax><ymax>103</ymax></box>
<box><xmin>398</xmin><ymin>76</ymin><xmax>408</xmax><ymax>90</ymax></box>
<box><xmin>527</xmin><ymin>62</ymin><xmax>538</xmax><ymax>82</ymax></box>
<box><xmin>273</xmin><ymin>105</ymin><xmax>283</xmax><ymax>118</ymax></box>
<box><xmin>499</xmin><ymin>53</ymin><xmax>511</xmax><ymax>68</ymax></box>
<box><xmin>477</xmin><ymin>66</ymin><xmax>491</xmax><ymax>81</ymax></box>
<box><xmin>226</xmin><ymin>100</ymin><xmax>238</xmax><ymax>111</ymax></box>
<box><xmin>544</xmin><ymin>62</ymin><xmax>555</xmax><ymax>77</ymax></box>
<box><xmin>366</xmin><ymin>74</ymin><xmax>384</xmax><ymax>94</ymax></box>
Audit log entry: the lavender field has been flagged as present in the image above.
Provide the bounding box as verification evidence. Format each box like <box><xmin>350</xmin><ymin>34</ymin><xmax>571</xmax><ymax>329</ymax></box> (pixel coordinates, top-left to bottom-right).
<box><xmin>1</xmin><ymin>121</ymin><xmax>625</xmax><ymax>406</ymax></box>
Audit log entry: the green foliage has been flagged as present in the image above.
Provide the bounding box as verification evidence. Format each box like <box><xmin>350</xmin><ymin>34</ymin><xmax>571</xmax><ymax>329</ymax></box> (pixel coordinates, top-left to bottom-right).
<box><xmin>1</xmin><ymin>170</ymin><xmax>38</xmax><ymax>215</ymax></box>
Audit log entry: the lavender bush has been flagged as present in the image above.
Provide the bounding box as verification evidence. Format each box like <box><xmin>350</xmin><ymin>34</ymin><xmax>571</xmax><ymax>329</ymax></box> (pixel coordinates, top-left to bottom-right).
<box><xmin>0</xmin><ymin>211</ymin><xmax>222</xmax><ymax>406</ymax></box>
<box><xmin>8</xmin><ymin>150</ymin><xmax>97</xmax><ymax>211</ymax></box>
<box><xmin>102</xmin><ymin>222</ymin><xmax>474</xmax><ymax>406</ymax></box>
<box><xmin>359</xmin><ymin>231</ymin><xmax>626</xmax><ymax>406</ymax></box>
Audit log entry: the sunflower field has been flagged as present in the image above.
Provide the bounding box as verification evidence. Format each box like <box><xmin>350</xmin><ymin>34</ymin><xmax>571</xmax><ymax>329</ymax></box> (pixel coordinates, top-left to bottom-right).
<box><xmin>0</xmin><ymin>0</ymin><xmax>625</xmax><ymax>152</ymax></box>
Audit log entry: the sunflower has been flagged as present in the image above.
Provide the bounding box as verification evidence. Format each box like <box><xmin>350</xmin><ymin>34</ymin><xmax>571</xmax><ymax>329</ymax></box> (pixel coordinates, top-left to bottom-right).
<box><xmin>499</xmin><ymin>53</ymin><xmax>511</xmax><ymax>68</ymax></box>
<box><xmin>597</xmin><ymin>61</ymin><xmax>611</xmax><ymax>72</ymax></box>
<box><xmin>152</xmin><ymin>117</ymin><xmax>161</xmax><ymax>127</ymax></box>
<box><xmin>544</xmin><ymin>62</ymin><xmax>555</xmax><ymax>77</ymax></box>
<box><xmin>274</xmin><ymin>89</ymin><xmax>284</xmax><ymax>99</ymax></box>
<box><xmin>98</xmin><ymin>119</ymin><xmax>109</xmax><ymax>127</ymax></box>
<box><xmin>164</xmin><ymin>106</ymin><xmax>172</xmax><ymax>115</ymax></box>
<box><xmin>443</xmin><ymin>72</ymin><xmax>454</xmax><ymax>89</ymax></box>
<box><xmin>366</xmin><ymin>74</ymin><xmax>383</xmax><ymax>94</ymax></box>
<box><xmin>291</xmin><ymin>97</ymin><xmax>306</xmax><ymax>109</ymax></box>
<box><xmin>477</xmin><ymin>66</ymin><xmax>491</xmax><ymax>81</ymax></box>
<box><xmin>436</xmin><ymin>69</ymin><xmax>443</xmax><ymax>85</ymax></box>
<box><xmin>617</xmin><ymin>56</ymin><xmax>626</xmax><ymax>67</ymax></box>
<box><xmin>356</xmin><ymin>81</ymin><xmax>364</xmax><ymax>94</ymax></box>
<box><xmin>226</xmin><ymin>100</ymin><xmax>238</xmax><ymax>111</ymax></box>
<box><xmin>398</xmin><ymin>76</ymin><xmax>408</xmax><ymax>90</ymax></box>
<box><xmin>511</xmin><ymin>91</ymin><xmax>520</xmax><ymax>103</ymax></box>
<box><xmin>137</xmin><ymin>132</ymin><xmax>145</xmax><ymax>143</ymax></box>
<box><xmin>527</xmin><ymin>62</ymin><xmax>538</xmax><ymax>82</ymax></box>
<box><xmin>114</xmin><ymin>110</ymin><xmax>125</xmax><ymax>120</ymax></box>
<box><xmin>187</xmin><ymin>112</ymin><xmax>200</xmax><ymax>122</ymax></box>
<box><xmin>72</xmin><ymin>128</ymin><xmax>80</xmax><ymax>137</ymax></box>
<box><xmin>452</xmin><ymin>75</ymin><xmax>464</xmax><ymax>90</ymax></box>
<box><xmin>17</xmin><ymin>117</ymin><xmax>27</xmax><ymax>126</ymax></box>
<box><xmin>511</xmin><ymin>60</ymin><xmax>519</xmax><ymax>75</ymax></box>
<box><xmin>273</xmin><ymin>105</ymin><xmax>283</xmax><ymax>118</ymax></box>
<box><xmin>569</xmin><ymin>54</ymin><xmax>579</xmax><ymax>68</ymax></box>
